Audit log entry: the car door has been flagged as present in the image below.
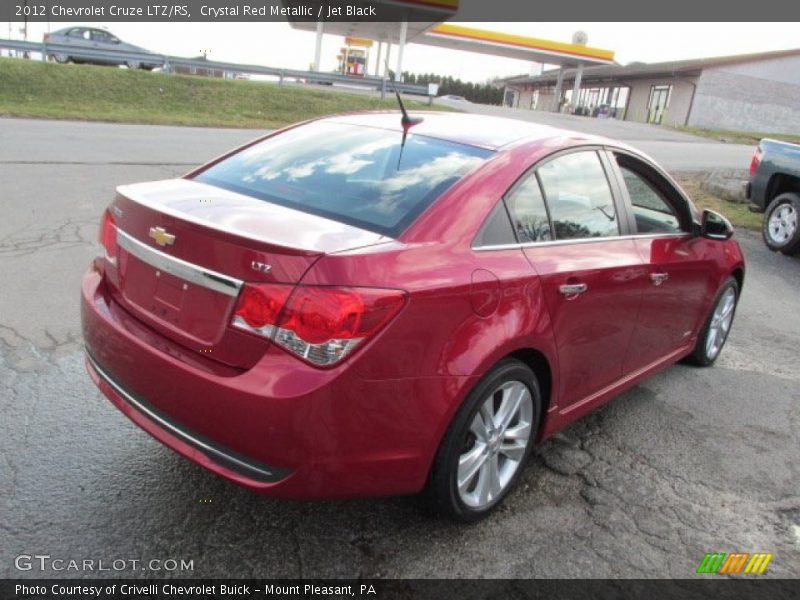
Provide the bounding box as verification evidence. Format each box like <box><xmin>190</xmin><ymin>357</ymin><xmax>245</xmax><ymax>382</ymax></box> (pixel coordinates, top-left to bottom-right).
<box><xmin>511</xmin><ymin>149</ymin><xmax>648</xmax><ymax>410</ymax></box>
<box><xmin>89</xmin><ymin>30</ymin><xmax>117</xmax><ymax>64</ymax></box>
<box><xmin>606</xmin><ymin>149</ymin><xmax>714</xmax><ymax>372</ymax></box>
<box><xmin>63</xmin><ymin>28</ymin><xmax>88</xmax><ymax>49</ymax></box>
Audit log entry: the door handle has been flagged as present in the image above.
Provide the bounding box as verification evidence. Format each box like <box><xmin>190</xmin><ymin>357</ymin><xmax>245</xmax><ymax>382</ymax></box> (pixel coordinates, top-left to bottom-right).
<box><xmin>559</xmin><ymin>283</ymin><xmax>588</xmax><ymax>296</ymax></box>
<box><xmin>650</xmin><ymin>272</ymin><xmax>669</xmax><ymax>286</ymax></box>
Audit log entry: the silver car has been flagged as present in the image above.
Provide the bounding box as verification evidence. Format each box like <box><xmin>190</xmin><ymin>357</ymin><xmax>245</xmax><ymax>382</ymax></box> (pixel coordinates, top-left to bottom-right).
<box><xmin>44</xmin><ymin>27</ymin><xmax>160</xmax><ymax>70</ymax></box>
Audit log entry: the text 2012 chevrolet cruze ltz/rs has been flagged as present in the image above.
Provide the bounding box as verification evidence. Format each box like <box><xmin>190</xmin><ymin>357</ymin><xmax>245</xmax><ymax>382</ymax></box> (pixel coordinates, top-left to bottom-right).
<box><xmin>82</xmin><ymin>112</ymin><xmax>744</xmax><ymax>521</ymax></box>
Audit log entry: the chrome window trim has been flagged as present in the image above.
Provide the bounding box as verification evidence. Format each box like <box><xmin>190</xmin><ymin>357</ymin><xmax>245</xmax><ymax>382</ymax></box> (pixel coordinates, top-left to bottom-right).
<box><xmin>87</xmin><ymin>353</ymin><xmax>288</xmax><ymax>483</ymax></box>
<box><xmin>116</xmin><ymin>229</ymin><xmax>243</xmax><ymax>297</ymax></box>
<box><xmin>472</xmin><ymin>232</ymin><xmax>691</xmax><ymax>252</ymax></box>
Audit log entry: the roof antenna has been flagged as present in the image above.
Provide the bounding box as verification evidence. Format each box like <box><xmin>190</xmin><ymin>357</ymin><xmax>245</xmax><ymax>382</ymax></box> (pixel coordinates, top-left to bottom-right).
<box><xmin>385</xmin><ymin>59</ymin><xmax>423</xmax><ymax>170</ymax></box>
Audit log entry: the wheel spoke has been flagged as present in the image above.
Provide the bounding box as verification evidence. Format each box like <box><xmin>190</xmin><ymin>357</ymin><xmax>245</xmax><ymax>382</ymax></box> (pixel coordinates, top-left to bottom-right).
<box><xmin>476</xmin><ymin>455</ymin><xmax>501</xmax><ymax>505</ymax></box>
<box><xmin>720</xmin><ymin>316</ymin><xmax>732</xmax><ymax>334</ymax></box>
<box><xmin>706</xmin><ymin>327</ymin><xmax>718</xmax><ymax>355</ymax></box>
<box><xmin>457</xmin><ymin>444</ymin><xmax>487</xmax><ymax>492</ymax></box>
<box><xmin>480</xmin><ymin>401</ymin><xmax>495</xmax><ymax>433</ymax></box>
<box><xmin>469</xmin><ymin>412</ymin><xmax>489</xmax><ymax>442</ymax></box>
<box><xmin>495</xmin><ymin>383</ymin><xmax>526</xmax><ymax>431</ymax></box>
<box><xmin>499</xmin><ymin>440</ymin><xmax>526</xmax><ymax>462</ymax></box>
<box><xmin>487</xmin><ymin>454</ymin><xmax>502</xmax><ymax>497</ymax></box>
<box><xmin>503</xmin><ymin>421</ymin><xmax>531</xmax><ymax>442</ymax></box>
<box><xmin>720</xmin><ymin>300</ymin><xmax>734</xmax><ymax>319</ymax></box>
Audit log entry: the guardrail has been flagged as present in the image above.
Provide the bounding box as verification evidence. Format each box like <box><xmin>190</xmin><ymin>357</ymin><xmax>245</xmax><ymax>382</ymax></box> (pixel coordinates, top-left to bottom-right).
<box><xmin>0</xmin><ymin>38</ymin><xmax>431</xmax><ymax>97</ymax></box>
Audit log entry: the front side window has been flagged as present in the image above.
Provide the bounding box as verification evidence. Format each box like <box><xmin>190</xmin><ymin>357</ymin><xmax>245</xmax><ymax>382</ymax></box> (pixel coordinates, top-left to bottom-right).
<box><xmin>618</xmin><ymin>164</ymin><xmax>682</xmax><ymax>234</ymax></box>
<box><xmin>194</xmin><ymin>122</ymin><xmax>492</xmax><ymax>237</ymax></box>
<box><xmin>537</xmin><ymin>151</ymin><xmax>619</xmax><ymax>240</ymax></box>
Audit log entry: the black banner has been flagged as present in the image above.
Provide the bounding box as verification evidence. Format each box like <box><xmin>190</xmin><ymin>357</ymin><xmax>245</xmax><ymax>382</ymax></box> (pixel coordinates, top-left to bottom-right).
<box><xmin>2</xmin><ymin>0</ymin><xmax>800</xmax><ymax>22</ymax></box>
<box><xmin>3</xmin><ymin>579</ymin><xmax>800</xmax><ymax>600</ymax></box>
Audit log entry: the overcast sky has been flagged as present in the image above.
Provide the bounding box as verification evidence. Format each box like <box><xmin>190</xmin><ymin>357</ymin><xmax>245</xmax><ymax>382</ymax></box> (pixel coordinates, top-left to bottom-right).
<box><xmin>4</xmin><ymin>21</ymin><xmax>799</xmax><ymax>82</ymax></box>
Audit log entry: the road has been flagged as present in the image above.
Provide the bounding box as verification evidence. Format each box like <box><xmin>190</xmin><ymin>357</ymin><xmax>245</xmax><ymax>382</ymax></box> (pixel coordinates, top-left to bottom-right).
<box><xmin>1</xmin><ymin>117</ymin><xmax>798</xmax><ymax>579</ymax></box>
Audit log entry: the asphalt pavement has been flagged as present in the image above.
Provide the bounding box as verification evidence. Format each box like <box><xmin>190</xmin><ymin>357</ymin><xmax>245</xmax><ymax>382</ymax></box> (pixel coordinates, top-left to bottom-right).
<box><xmin>1</xmin><ymin>116</ymin><xmax>798</xmax><ymax>579</ymax></box>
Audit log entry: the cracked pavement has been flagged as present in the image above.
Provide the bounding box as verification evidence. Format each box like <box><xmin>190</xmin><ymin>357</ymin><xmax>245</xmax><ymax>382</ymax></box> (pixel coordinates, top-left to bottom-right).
<box><xmin>1</xmin><ymin>117</ymin><xmax>798</xmax><ymax>579</ymax></box>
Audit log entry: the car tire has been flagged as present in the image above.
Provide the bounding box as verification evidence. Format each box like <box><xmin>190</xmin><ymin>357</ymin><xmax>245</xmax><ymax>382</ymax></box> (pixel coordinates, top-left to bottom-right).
<box><xmin>52</xmin><ymin>54</ymin><xmax>70</xmax><ymax>64</ymax></box>
<box><xmin>686</xmin><ymin>277</ymin><xmax>739</xmax><ymax>367</ymax></box>
<box><xmin>763</xmin><ymin>193</ymin><xmax>800</xmax><ymax>255</ymax></box>
<box><xmin>425</xmin><ymin>359</ymin><xmax>541</xmax><ymax>522</ymax></box>
<box><xmin>126</xmin><ymin>60</ymin><xmax>142</xmax><ymax>70</ymax></box>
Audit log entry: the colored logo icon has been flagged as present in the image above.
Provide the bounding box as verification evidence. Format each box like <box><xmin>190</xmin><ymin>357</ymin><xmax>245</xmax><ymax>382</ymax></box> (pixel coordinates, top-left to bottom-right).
<box><xmin>696</xmin><ymin>552</ymin><xmax>773</xmax><ymax>574</ymax></box>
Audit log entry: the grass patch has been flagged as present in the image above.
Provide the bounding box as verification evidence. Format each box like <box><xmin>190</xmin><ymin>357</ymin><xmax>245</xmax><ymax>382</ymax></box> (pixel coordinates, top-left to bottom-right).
<box><xmin>674</xmin><ymin>173</ymin><xmax>761</xmax><ymax>230</ymax></box>
<box><xmin>673</xmin><ymin>125</ymin><xmax>800</xmax><ymax>146</ymax></box>
<box><xmin>0</xmin><ymin>57</ymin><xmax>450</xmax><ymax>128</ymax></box>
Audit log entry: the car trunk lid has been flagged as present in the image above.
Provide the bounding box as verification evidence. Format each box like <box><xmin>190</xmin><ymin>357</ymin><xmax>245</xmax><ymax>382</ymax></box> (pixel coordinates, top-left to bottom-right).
<box><xmin>103</xmin><ymin>178</ymin><xmax>387</xmax><ymax>369</ymax></box>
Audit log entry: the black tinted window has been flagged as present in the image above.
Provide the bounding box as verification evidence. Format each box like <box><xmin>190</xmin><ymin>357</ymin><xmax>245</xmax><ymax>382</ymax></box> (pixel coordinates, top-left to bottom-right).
<box><xmin>537</xmin><ymin>151</ymin><xmax>619</xmax><ymax>240</ymax></box>
<box><xmin>618</xmin><ymin>164</ymin><xmax>682</xmax><ymax>234</ymax></box>
<box><xmin>475</xmin><ymin>202</ymin><xmax>516</xmax><ymax>246</ymax></box>
<box><xmin>194</xmin><ymin>122</ymin><xmax>492</xmax><ymax>237</ymax></box>
<box><xmin>504</xmin><ymin>173</ymin><xmax>552</xmax><ymax>243</ymax></box>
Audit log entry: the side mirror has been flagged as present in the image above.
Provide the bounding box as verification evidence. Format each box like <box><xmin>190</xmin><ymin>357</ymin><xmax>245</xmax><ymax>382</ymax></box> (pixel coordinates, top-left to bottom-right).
<box><xmin>699</xmin><ymin>209</ymin><xmax>734</xmax><ymax>240</ymax></box>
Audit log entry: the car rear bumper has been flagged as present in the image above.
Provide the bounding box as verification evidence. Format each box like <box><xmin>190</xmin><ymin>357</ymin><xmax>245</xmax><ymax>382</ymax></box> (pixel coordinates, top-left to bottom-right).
<box><xmin>81</xmin><ymin>266</ymin><xmax>472</xmax><ymax>499</ymax></box>
<box><xmin>85</xmin><ymin>353</ymin><xmax>290</xmax><ymax>484</ymax></box>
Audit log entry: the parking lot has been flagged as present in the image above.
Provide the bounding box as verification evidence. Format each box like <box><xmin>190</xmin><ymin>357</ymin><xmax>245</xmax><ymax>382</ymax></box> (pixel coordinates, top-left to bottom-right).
<box><xmin>1</xmin><ymin>117</ymin><xmax>798</xmax><ymax>578</ymax></box>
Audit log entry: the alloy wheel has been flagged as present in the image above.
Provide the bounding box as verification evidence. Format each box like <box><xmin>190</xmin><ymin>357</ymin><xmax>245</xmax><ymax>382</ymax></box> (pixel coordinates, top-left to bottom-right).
<box><xmin>767</xmin><ymin>203</ymin><xmax>798</xmax><ymax>245</ymax></box>
<box><xmin>705</xmin><ymin>287</ymin><xmax>736</xmax><ymax>360</ymax></box>
<box><xmin>457</xmin><ymin>381</ymin><xmax>533</xmax><ymax>509</ymax></box>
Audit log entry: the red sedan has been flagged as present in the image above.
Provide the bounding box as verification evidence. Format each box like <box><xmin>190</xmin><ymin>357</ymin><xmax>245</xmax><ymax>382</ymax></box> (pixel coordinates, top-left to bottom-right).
<box><xmin>81</xmin><ymin>112</ymin><xmax>744</xmax><ymax>521</ymax></box>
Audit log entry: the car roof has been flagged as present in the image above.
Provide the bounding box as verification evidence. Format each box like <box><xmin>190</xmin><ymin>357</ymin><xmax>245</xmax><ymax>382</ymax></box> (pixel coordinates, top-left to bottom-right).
<box><xmin>324</xmin><ymin>111</ymin><xmax>606</xmax><ymax>151</ymax></box>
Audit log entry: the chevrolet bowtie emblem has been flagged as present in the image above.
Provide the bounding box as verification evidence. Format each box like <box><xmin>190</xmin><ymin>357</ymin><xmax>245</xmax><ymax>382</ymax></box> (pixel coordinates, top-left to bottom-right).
<box><xmin>149</xmin><ymin>226</ymin><xmax>176</xmax><ymax>247</ymax></box>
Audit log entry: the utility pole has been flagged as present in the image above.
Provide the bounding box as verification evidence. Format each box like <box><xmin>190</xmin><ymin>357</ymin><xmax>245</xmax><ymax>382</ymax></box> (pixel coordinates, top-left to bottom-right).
<box><xmin>22</xmin><ymin>0</ymin><xmax>30</xmax><ymax>58</ymax></box>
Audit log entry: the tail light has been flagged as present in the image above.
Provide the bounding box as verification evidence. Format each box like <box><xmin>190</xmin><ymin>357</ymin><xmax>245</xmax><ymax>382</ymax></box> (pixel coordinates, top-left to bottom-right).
<box><xmin>232</xmin><ymin>284</ymin><xmax>406</xmax><ymax>366</ymax></box>
<box><xmin>98</xmin><ymin>209</ymin><xmax>118</xmax><ymax>265</ymax></box>
<box><xmin>749</xmin><ymin>146</ymin><xmax>762</xmax><ymax>177</ymax></box>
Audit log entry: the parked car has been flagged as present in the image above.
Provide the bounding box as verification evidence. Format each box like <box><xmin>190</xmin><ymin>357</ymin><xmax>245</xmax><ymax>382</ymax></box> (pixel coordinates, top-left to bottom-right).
<box><xmin>592</xmin><ymin>104</ymin><xmax>614</xmax><ymax>119</ymax></box>
<box><xmin>439</xmin><ymin>94</ymin><xmax>468</xmax><ymax>102</ymax></box>
<box><xmin>44</xmin><ymin>27</ymin><xmax>160</xmax><ymax>70</ymax></box>
<box><xmin>81</xmin><ymin>113</ymin><xmax>744</xmax><ymax>521</ymax></box>
<box><xmin>747</xmin><ymin>139</ymin><xmax>800</xmax><ymax>254</ymax></box>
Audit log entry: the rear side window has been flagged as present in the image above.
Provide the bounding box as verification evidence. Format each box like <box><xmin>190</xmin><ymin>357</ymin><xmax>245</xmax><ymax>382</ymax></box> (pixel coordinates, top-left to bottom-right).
<box><xmin>504</xmin><ymin>172</ymin><xmax>552</xmax><ymax>243</ymax></box>
<box><xmin>194</xmin><ymin>122</ymin><xmax>492</xmax><ymax>237</ymax></box>
<box><xmin>537</xmin><ymin>151</ymin><xmax>619</xmax><ymax>240</ymax></box>
<box><xmin>474</xmin><ymin>201</ymin><xmax>516</xmax><ymax>247</ymax></box>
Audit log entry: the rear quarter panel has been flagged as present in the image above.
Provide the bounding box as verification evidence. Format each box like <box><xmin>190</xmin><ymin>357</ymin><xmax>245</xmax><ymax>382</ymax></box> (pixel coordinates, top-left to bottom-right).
<box><xmin>751</xmin><ymin>139</ymin><xmax>800</xmax><ymax>208</ymax></box>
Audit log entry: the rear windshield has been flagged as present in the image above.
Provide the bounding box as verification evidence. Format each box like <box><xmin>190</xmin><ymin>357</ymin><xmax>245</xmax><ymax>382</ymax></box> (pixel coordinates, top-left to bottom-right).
<box><xmin>194</xmin><ymin>121</ymin><xmax>492</xmax><ymax>237</ymax></box>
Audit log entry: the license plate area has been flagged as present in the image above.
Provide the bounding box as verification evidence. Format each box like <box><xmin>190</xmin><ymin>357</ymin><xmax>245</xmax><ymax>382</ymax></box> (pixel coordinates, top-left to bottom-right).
<box><xmin>153</xmin><ymin>269</ymin><xmax>186</xmax><ymax>322</ymax></box>
<box><xmin>118</xmin><ymin>252</ymin><xmax>235</xmax><ymax>346</ymax></box>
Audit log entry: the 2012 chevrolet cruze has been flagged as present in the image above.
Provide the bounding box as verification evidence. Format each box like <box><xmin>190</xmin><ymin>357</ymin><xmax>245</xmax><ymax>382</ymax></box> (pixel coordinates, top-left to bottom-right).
<box><xmin>82</xmin><ymin>112</ymin><xmax>744</xmax><ymax>521</ymax></box>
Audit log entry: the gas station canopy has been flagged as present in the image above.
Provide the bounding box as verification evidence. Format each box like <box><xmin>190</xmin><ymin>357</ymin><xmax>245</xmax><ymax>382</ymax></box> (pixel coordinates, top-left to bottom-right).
<box><xmin>288</xmin><ymin>0</ymin><xmax>458</xmax><ymax>45</ymax></box>
<box><xmin>289</xmin><ymin>1</ymin><xmax>614</xmax><ymax>69</ymax></box>
<box><xmin>422</xmin><ymin>24</ymin><xmax>614</xmax><ymax>66</ymax></box>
